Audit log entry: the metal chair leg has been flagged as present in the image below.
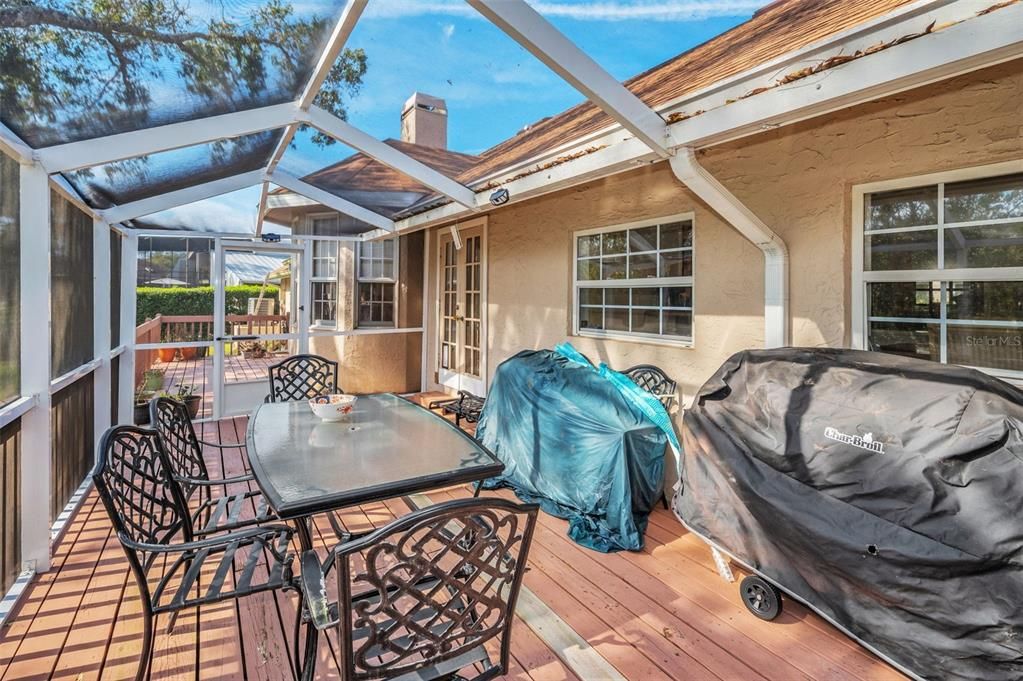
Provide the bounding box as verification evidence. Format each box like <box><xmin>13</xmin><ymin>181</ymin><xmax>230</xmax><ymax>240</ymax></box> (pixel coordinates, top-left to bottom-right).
<box><xmin>138</xmin><ymin>609</ymin><xmax>155</xmax><ymax>681</ymax></box>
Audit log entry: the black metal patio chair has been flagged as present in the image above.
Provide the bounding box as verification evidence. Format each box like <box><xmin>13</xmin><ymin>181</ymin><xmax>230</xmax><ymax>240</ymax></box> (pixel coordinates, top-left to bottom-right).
<box><xmin>298</xmin><ymin>497</ymin><xmax>538</xmax><ymax>681</ymax></box>
<box><xmin>266</xmin><ymin>353</ymin><xmax>339</xmax><ymax>402</ymax></box>
<box><xmin>623</xmin><ymin>364</ymin><xmax>678</xmax><ymax>410</ymax></box>
<box><xmin>150</xmin><ymin>396</ymin><xmax>275</xmax><ymax>535</ymax></box>
<box><xmin>92</xmin><ymin>426</ymin><xmax>298</xmax><ymax>681</ymax></box>
<box><xmin>428</xmin><ymin>390</ymin><xmax>487</xmax><ymax>427</ymax></box>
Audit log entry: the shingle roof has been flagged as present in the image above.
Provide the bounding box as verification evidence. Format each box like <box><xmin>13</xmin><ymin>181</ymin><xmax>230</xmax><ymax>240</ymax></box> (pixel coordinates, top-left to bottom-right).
<box><xmin>286</xmin><ymin>139</ymin><xmax>479</xmax><ymax>196</ymax></box>
<box><xmin>454</xmin><ymin>0</ymin><xmax>914</xmax><ymax>187</ymax></box>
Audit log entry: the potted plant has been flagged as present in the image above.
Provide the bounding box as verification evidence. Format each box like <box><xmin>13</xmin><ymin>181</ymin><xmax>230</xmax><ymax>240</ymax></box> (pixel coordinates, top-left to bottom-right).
<box><xmin>133</xmin><ymin>368</ymin><xmax>166</xmax><ymax>424</ymax></box>
<box><xmin>161</xmin><ymin>383</ymin><xmax>201</xmax><ymax>418</ymax></box>
<box><xmin>240</xmin><ymin>341</ymin><xmax>267</xmax><ymax>359</ymax></box>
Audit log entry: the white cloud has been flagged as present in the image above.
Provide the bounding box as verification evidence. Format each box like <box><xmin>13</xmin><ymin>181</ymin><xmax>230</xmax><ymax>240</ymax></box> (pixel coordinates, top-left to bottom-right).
<box><xmin>364</xmin><ymin>1</ymin><xmax>764</xmax><ymax>22</ymax></box>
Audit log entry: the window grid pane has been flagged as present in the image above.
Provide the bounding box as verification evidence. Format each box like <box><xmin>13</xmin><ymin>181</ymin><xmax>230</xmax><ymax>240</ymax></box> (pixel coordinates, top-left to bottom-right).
<box><xmin>575</xmin><ymin>218</ymin><xmax>694</xmax><ymax>342</ymax></box>
<box><xmin>863</xmin><ymin>173</ymin><xmax>1023</xmax><ymax>374</ymax></box>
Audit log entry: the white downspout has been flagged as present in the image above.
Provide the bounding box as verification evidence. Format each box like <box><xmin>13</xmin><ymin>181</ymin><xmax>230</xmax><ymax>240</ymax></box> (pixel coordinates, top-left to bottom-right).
<box><xmin>669</xmin><ymin>148</ymin><xmax>790</xmax><ymax>348</ymax></box>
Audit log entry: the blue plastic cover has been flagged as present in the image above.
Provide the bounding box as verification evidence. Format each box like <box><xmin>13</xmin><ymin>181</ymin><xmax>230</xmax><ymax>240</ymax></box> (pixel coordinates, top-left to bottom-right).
<box><xmin>478</xmin><ymin>347</ymin><xmax>668</xmax><ymax>552</ymax></box>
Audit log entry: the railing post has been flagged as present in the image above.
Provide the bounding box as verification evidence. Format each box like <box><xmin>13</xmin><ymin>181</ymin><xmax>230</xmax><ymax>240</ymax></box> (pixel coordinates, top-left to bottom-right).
<box><xmin>19</xmin><ymin>163</ymin><xmax>52</xmax><ymax>572</ymax></box>
<box><xmin>93</xmin><ymin>219</ymin><xmax>111</xmax><ymax>453</ymax></box>
<box><xmin>117</xmin><ymin>233</ymin><xmax>138</xmax><ymax>425</ymax></box>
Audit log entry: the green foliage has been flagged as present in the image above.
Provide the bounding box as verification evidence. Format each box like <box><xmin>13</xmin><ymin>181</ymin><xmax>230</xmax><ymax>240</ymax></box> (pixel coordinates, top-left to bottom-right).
<box><xmin>136</xmin><ymin>284</ymin><xmax>279</xmax><ymax>324</ymax></box>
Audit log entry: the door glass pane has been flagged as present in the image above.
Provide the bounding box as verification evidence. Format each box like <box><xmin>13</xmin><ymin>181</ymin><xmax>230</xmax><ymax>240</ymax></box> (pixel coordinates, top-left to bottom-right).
<box><xmin>0</xmin><ymin>152</ymin><xmax>19</xmax><ymax>405</ymax></box>
<box><xmin>578</xmin><ymin>306</ymin><xmax>603</xmax><ymax>330</ymax></box>
<box><xmin>222</xmin><ymin>249</ymin><xmax>294</xmax><ymax>387</ymax></box>
<box><xmin>662</xmin><ymin>286</ymin><xmax>692</xmax><ymax>308</ymax></box>
<box><xmin>605</xmin><ymin>308</ymin><xmax>629</xmax><ymax>332</ymax></box>
<box><xmin>864</xmin><ymin>230</ymin><xmax>938</xmax><ymax>271</ymax></box>
<box><xmin>944</xmin><ymin>173</ymin><xmax>1023</xmax><ymax>223</ymax></box>
<box><xmin>944</xmin><ymin>223</ymin><xmax>1023</xmax><ymax>269</ymax></box>
<box><xmin>865</xmin><ymin>186</ymin><xmax>938</xmax><ymax>230</ymax></box>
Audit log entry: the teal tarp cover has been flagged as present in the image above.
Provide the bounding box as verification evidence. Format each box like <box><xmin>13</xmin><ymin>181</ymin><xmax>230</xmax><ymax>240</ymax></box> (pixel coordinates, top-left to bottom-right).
<box><xmin>478</xmin><ymin>348</ymin><xmax>668</xmax><ymax>552</ymax></box>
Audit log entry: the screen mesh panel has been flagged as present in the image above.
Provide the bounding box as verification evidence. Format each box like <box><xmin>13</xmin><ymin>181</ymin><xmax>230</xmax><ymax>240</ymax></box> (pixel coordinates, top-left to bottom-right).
<box><xmin>51</xmin><ymin>191</ymin><xmax>94</xmax><ymax>377</ymax></box>
<box><xmin>63</xmin><ymin>129</ymin><xmax>283</xmax><ymax>210</ymax></box>
<box><xmin>0</xmin><ymin>151</ymin><xmax>19</xmax><ymax>405</ymax></box>
<box><xmin>0</xmin><ymin>0</ymin><xmax>346</xmax><ymax>147</ymax></box>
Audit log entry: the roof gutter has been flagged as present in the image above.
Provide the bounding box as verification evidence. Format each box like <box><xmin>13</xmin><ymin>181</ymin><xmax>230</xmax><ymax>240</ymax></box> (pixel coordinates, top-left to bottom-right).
<box><xmin>670</xmin><ymin>148</ymin><xmax>789</xmax><ymax>348</ymax></box>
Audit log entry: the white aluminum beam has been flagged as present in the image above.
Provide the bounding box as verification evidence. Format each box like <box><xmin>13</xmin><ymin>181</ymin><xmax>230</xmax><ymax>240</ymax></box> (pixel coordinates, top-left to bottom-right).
<box><xmin>266</xmin><ymin>1</ymin><xmax>367</xmax><ymax>181</ymax></box>
<box><xmin>118</xmin><ymin>233</ymin><xmax>138</xmax><ymax>425</ymax></box>
<box><xmin>19</xmin><ymin>163</ymin><xmax>52</xmax><ymax>573</ymax></box>
<box><xmin>99</xmin><ymin>169</ymin><xmax>266</xmax><ymax>223</ymax></box>
<box><xmin>300</xmin><ymin>0</ymin><xmax>368</xmax><ymax>110</ymax></box>
<box><xmin>300</xmin><ymin>106</ymin><xmax>478</xmax><ymax>208</ymax></box>
<box><xmin>467</xmin><ymin>0</ymin><xmax>670</xmax><ymax>158</ymax></box>
<box><xmin>255</xmin><ymin>181</ymin><xmax>270</xmax><ymax>236</ymax></box>
<box><xmin>395</xmin><ymin>1</ymin><xmax>1023</xmax><ymax>233</ymax></box>
<box><xmin>92</xmin><ymin>219</ymin><xmax>112</xmax><ymax>448</ymax></box>
<box><xmin>269</xmin><ymin>170</ymin><xmax>394</xmax><ymax>231</ymax></box>
<box><xmin>37</xmin><ymin>103</ymin><xmax>297</xmax><ymax>173</ymax></box>
<box><xmin>0</xmin><ymin>123</ymin><xmax>34</xmax><ymax>164</ymax></box>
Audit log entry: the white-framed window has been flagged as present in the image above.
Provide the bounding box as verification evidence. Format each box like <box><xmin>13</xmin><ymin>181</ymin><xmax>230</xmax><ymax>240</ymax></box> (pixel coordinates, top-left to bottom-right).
<box><xmin>852</xmin><ymin>162</ymin><xmax>1023</xmax><ymax>380</ymax></box>
<box><xmin>357</xmin><ymin>239</ymin><xmax>397</xmax><ymax>327</ymax></box>
<box><xmin>310</xmin><ymin>215</ymin><xmax>339</xmax><ymax>327</ymax></box>
<box><xmin>573</xmin><ymin>214</ymin><xmax>694</xmax><ymax>345</ymax></box>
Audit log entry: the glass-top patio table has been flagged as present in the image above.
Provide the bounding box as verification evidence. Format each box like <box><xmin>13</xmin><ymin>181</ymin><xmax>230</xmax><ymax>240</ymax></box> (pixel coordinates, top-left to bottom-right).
<box><xmin>245</xmin><ymin>393</ymin><xmax>504</xmax><ymax>679</ymax></box>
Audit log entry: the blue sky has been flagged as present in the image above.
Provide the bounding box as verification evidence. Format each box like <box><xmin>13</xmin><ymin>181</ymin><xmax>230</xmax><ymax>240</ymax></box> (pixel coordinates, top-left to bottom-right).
<box><xmin>163</xmin><ymin>0</ymin><xmax>764</xmax><ymax>232</ymax></box>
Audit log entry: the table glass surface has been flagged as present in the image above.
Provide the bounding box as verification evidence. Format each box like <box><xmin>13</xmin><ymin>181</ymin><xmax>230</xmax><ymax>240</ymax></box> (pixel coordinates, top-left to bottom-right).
<box><xmin>245</xmin><ymin>393</ymin><xmax>502</xmax><ymax>517</ymax></box>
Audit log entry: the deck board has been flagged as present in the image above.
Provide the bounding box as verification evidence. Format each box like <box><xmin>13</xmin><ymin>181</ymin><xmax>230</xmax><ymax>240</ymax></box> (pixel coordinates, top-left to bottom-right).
<box><xmin>0</xmin><ymin>397</ymin><xmax>907</xmax><ymax>680</ymax></box>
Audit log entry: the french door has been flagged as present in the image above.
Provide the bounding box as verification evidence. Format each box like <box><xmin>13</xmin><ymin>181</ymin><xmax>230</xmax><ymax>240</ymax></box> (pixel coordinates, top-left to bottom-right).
<box><xmin>438</xmin><ymin>225</ymin><xmax>486</xmax><ymax>396</ymax></box>
<box><xmin>213</xmin><ymin>242</ymin><xmax>307</xmax><ymax>417</ymax></box>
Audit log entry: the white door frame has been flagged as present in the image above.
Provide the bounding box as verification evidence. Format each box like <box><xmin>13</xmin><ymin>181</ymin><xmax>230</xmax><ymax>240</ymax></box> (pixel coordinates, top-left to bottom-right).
<box><xmin>213</xmin><ymin>239</ymin><xmax>308</xmax><ymax>418</ymax></box>
<box><xmin>435</xmin><ymin>218</ymin><xmax>488</xmax><ymax>396</ymax></box>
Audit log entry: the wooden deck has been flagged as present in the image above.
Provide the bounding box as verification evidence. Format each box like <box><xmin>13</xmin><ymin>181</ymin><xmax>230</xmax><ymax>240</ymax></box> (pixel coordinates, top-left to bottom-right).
<box><xmin>0</xmin><ymin>396</ymin><xmax>906</xmax><ymax>681</ymax></box>
<box><xmin>154</xmin><ymin>355</ymin><xmax>283</xmax><ymax>420</ymax></box>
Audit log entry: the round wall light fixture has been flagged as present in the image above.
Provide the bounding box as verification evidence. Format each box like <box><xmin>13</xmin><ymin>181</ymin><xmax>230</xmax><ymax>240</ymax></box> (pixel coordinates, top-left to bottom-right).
<box><xmin>489</xmin><ymin>188</ymin><xmax>510</xmax><ymax>206</ymax></box>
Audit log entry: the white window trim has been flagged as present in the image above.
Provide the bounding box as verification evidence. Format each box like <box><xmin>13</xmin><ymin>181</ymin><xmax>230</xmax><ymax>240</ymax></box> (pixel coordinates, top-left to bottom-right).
<box><xmin>309</xmin><ymin>212</ymin><xmax>340</xmax><ymax>328</ymax></box>
<box><xmin>851</xmin><ymin>159</ymin><xmax>1023</xmax><ymax>384</ymax></box>
<box><xmin>355</xmin><ymin>238</ymin><xmax>399</xmax><ymax>328</ymax></box>
<box><xmin>571</xmin><ymin>212</ymin><xmax>695</xmax><ymax>348</ymax></box>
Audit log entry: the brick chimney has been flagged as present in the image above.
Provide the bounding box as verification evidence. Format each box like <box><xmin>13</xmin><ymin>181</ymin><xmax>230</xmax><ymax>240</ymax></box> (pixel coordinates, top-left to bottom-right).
<box><xmin>400</xmin><ymin>92</ymin><xmax>447</xmax><ymax>149</ymax></box>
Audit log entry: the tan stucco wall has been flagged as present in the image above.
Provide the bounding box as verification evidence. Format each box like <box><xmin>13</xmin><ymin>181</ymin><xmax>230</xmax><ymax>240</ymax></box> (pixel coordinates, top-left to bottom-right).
<box><xmin>307</xmin><ymin>229</ymin><xmax>425</xmax><ymax>394</ymax></box>
<box><xmin>425</xmin><ymin>59</ymin><xmax>1023</xmax><ymax>408</ymax></box>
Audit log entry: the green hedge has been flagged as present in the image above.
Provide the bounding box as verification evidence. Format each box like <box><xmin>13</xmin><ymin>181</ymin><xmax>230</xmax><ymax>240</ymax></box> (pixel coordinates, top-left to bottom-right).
<box><xmin>136</xmin><ymin>284</ymin><xmax>280</xmax><ymax>324</ymax></box>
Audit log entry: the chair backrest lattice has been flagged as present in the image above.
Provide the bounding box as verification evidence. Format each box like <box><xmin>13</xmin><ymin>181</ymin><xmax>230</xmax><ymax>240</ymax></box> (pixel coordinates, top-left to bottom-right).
<box><xmin>93</xmin><ymin>427</ymin><xmax>190</xmax><ymax>565</ymax></box>
<box><xmin>623</xmin><ymin>364</ymin><xmax>678</xmax><ymax>409</ymax></box>
<box><xmin>334</xmin><ymin>498</ymin><xmax>537</xmax><ymax>681</ymax></box>
<box><xmin>267</xmin><ymin>354</ymin><xmax>339</xmax><ymax>402</ymax></box>
<box><xmin>149</xmin><ymin>397</ymin><xmax>210</xmax><ymax>499</ymax></box>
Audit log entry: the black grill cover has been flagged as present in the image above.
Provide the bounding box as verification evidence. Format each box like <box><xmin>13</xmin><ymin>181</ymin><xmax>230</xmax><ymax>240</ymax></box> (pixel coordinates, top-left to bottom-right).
<box><xmin>674</xmin><ymin>348</ymin><xmax>1023</xmax><ymax>681</ymax></box>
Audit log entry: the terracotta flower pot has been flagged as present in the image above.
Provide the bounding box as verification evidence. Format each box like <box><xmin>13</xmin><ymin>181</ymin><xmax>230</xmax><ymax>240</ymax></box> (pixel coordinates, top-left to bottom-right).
<box><xmin>157</xmin><ymin>347</ymin><xmax>177</xmax><ymax>363</ymax></box>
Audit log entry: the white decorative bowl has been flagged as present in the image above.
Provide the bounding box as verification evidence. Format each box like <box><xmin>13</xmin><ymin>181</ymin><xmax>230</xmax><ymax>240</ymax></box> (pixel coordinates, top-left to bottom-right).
<box><xmin>308</xmin><ymin>394</ymin><xmax>358</xmax><ymax>422</ymax></box>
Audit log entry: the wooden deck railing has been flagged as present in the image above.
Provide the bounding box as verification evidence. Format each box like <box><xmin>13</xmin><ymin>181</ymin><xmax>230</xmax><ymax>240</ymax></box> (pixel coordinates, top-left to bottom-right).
<box><xmin>134</xmin><ymin>314</ymin><xmax>290</xmax><ymax>385</ymax></box>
